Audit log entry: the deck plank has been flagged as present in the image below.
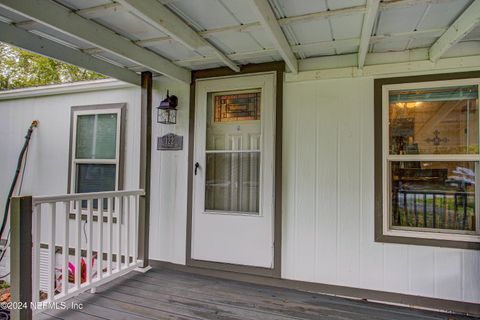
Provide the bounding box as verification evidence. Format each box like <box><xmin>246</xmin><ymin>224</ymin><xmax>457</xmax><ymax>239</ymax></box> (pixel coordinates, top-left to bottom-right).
<box><xmin>73</xmin><ymin>293</ymin><xmax>197</xmax><ymax>320</ymax></box>
<box><xmin>126</xmin><ymin>270</ymin><xmax>456</xmax><ymax>320</ymax></box>
<box><xmin>43</xmin><ymin>307</ymin><xmax>106</xmax><ymax>320</ymax></box>
<box><xmin>98</xmin><ymin>276</ymin><xmax>378</xmax><ymax>320</ymax></box>
<box><xmin>87</xmin><ymin>289</ymin><xmax>301</xmax><ymax>320</ymax></box>
<box><xmin>39</xmin><ymin>268</ymin><xmax>477</xmax><ymax>320</ymax></box>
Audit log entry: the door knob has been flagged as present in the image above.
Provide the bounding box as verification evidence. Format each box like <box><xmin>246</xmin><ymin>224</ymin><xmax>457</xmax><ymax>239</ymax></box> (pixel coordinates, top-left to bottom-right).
<box><xmin>195</xmin><ymin>162</ymin><xmax>200</xmax><ymax>175</ymax></box>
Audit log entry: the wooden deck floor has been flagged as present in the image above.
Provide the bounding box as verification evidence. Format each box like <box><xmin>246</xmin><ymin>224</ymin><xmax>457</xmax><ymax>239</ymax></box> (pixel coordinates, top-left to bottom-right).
<box><xmin>39</xmin><ymin>268</ymin><xmax>475</xmax><ymax>320</ymax></box>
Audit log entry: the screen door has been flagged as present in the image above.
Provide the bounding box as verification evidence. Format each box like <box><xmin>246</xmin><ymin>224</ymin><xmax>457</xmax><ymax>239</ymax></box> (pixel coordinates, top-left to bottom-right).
<box><xmin>192</xmin><ymin>73</ymin><xmax>276</xmax><ymax>268</ymax></box>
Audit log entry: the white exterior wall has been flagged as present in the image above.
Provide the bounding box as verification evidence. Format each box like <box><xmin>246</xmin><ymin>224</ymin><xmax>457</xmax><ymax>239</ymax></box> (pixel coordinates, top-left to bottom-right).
<box><xmin>0</xmin><ymin>82</ymin><xmax>141</xmax><ymax>200</ymax></box>
<box><xmin>0</xmin><ymin>81</ymin><xmax>142</xmax><ymax>282</ymax></box>
<box><xmin>147</xmin><ymin>75</ymin><xmax>480</xmax><ymax>305</ymax></box>
<box><xmin>282</xmin><ymin>77</ymin><xmax>480</xmax><ymax>304</ymax></box>
<box><xmin>148</xmin><ymin>78</ymin><xmax>190</xmax><ymax>264</ymax></box>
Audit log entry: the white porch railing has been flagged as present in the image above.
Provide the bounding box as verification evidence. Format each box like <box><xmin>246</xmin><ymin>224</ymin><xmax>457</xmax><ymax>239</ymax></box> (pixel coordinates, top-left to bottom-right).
<box><xmin>30</xmin><ymin>189</ymin><xmax>144</xmax><ymax>307</ymax></box>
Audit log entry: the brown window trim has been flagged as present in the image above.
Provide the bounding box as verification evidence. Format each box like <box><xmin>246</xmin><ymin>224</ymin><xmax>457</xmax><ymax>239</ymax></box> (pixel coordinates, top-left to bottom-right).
<box><xmin>67</xmin><ymin>103</ymin><xmax>126</xmax><ymax>220</ymax></box>
<box><xmin>374</xmin><ymin>71</ymin><xmax>480</xmax><ymax>250</ymax></box>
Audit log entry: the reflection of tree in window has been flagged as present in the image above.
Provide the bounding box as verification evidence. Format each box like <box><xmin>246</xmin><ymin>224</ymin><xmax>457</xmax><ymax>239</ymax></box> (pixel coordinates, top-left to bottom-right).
<box><xmin>391</xmin><ymin>162</ymin><xmax>476</xmax><ymax>231</ymax></box>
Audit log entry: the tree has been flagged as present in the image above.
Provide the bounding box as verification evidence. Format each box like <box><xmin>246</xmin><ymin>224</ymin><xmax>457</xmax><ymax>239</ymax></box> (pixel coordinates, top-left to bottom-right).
<box><xmin>0</xmin><ymin>42</ymin><xmax>106</xmax><ymax>90</ymax></box>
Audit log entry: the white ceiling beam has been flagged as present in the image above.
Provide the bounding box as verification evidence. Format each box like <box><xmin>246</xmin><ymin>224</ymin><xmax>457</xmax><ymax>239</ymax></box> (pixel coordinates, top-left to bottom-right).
<box><xmin>250</xmin><ymin>0</ymin><xmax>298</xmax><ymax>73</ymax></box>
<box><xmin>15</xmin><ymin>3</ymin><xmax>125</xmax><ymax>30</ymax></box>
<box><xmin>358</xmin><ymin>0</ymin><xmax>380</xmax><ymax>68</ymax></box>
<box><xmin>116</xmin><ymin>0</ymin><xmax>239</xmax><ymax>72</ymax></box>
<box><xmin>75</xmin><ymin>3</ymin><xmax>125</xmax><ymax>19</ymax></box>
<box><xmin>84</xmin><ymin>26</ymin><xmax>444</xmax><ymax>56</ymax></box>
<box><xmin>293</xmin><ymin>46</ymin><xmax>480</xmax><ymax>74</ymax></box>
<box><xmin>0</xmin><ymin>0</ymin><xmax>190</xmax><ymax>83</ymax></box>
<box><xmin>370</xmin><ymin>28</ymin><xmax>445</xmax><ymax>43</ymax></box>
<box><xmin>117</xmin><ymin>0</ymin><xmax>204</xmax><ymax>50</ymax></box>
<box><xmin>429</xmin><ymin>0</ymin><xmax>480</xmax><ymax>62</ymax></box>
<box><xmin>0</xmin><ymin>21</ymin><xmax>140</xmax><ymax>85</ymax></box>
<box><xmin>175</xmin><ymin>48</ymin><xmax>279</xmax><ymax>68</ymax></box>
<box><xmin>287</xmin><ymin>52</ymin><xmax>480</xmax><ymax>82</ymax></box>
<box><xmin>94</xmin><ymin>5</ymin><xmax>363</xmax><ymax>48</ymax></box>
<box><xmin>173</xmin><ymin>28</ymin><xmax>446</xmax><ymax>68</ymax></box>
<box><xmin>380</xmin><ymin>0</ymin><xmax>455</xmax><ymax>11</ymax></box>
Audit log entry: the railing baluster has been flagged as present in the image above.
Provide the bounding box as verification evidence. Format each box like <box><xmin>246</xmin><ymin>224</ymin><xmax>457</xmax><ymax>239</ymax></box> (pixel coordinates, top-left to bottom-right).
<box><xmin>403</xmin><ymin>192</ymin><xmax>408</xmax><ymax>226</ymax></box>
<box><xmin>117</xmin><ymin>196</ymin><xmax>123</xmax><ymax>271</ymax></box>
<box><xmin>62</xmin><ymin>201</ymin><xmax>70</xmax><ymax>296</ymax></box>
<box><xmin>107</xmin><ymin>197</ymin><xmax>113</xmax><ymax>275</ymax></box>
<box><xmin>48</xmin><ymin>203</ymin><xmax>56</xmax><ymax>301</ymax></box>
<box><xmin>32</xmin><ymin>204</ymin><xmax>41</xmax><ymax>303</ymax></box>
<box><xmin>86</xmin><ymin>200</ymin><xmax>93</xmax><ymax>285</ymax></box>
<box><xmin>133</xmin><ymin>195</ymin><xmax>138</xmax><ymax>265</ymax></box>
<box><xmin>462</xmin><ymin>193</ymin><xmax>468</xmax><ymax>230</ymax></box>
<box><xmin>432</xmin><ymin>194</ymin><xmax>436</xmax><ymax>228</ymax></box>
<box><xmin>126</xmin><ymin>196</ymin><xmax>130</xmax><ymax>266</ymax></box>
<box><xmin>97</xmin><ymin>198</ymin><xmax>104</xmax><ymax>280</ymax></box>
<box><xmin>75</xmin><ymin>200</ymin><xmax>81</xmax><ymax>289</ymax></box>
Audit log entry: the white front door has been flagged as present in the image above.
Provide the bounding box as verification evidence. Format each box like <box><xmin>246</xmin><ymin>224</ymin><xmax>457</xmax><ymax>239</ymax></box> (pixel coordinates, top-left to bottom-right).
<box><xmin>192</xmin><ymin>73</ymin><xmax>276</xmax><ymax>268</ymax></box>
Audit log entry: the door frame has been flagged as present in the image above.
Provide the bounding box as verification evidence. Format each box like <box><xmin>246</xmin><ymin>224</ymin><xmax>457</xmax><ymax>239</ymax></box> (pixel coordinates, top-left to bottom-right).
<box><xmin>186</xmin><ymin>62</ymin><xmax>284</xmax><ymax>278</ymax></box>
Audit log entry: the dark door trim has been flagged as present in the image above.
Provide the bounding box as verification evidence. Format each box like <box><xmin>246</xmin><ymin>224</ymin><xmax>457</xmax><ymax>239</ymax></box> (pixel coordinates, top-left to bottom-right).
<box><xmin>186</xmin><ymin>62</ymin><xmax>284</xmax><ymax>278</ymax></box>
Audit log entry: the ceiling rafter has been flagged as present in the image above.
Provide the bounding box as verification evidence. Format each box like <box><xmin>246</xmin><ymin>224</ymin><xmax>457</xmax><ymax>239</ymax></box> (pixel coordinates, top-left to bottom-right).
<box><xmin>358</xmin><ymin>0</ymin><xmax>380</xmax><ymax>68</ymax></box>
<box><xmin>172</xmin><ymin>28</ymin><xmax>446</xmax><ymax>67</ymax></box>
<box><xmin>11</xmin><ymin>0</ymin><xmax>449</xmax><ymax>37</ymax></box>
<box><xmin>249</xmin><ymin>0</ymin><xmax>298</xmax><ymax>73</ymax></box>
<box><xmin>379</xmin><ymin>0</ymin><xmax>456</xmax><ymax>11</ymax></box>
<box><xmin>15</xmin><ymin>3</ymin><xmax>125</xmax><ymax>29</ymax></box>
<box><xmin>0</xmin><ymin>21</ymin><xmax>140</xmax><ymax>85</ymax></box>
<box><xmin>429</xmin><ymin>0</ymin><xmax>480</xmax><ymax>62</ymax></box>
<box><xmin>0</xmin><ymin>0</ymin><xmax>190</xmax><ymax>83</ymax></box>
<box><xmin>10</xmin><ymin>0</ymin><xmax>448</xmax><ymax>62</ymax></box>
<box><xmin>116</xmin><ymin>0</ymin><xmax>239</xmax><ymax>72</ymax></box>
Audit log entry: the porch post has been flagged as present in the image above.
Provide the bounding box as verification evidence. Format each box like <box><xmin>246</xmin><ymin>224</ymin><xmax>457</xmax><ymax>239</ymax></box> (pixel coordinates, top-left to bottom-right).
<box><xmin>10</xmin><ymin>196</ymin><xmax>33</xmax><ymax>320</ymax></box>
<box><xmin>138</xmin><ymin>71</ymin><xmax>152</xmax><ymax>268</ymax></box>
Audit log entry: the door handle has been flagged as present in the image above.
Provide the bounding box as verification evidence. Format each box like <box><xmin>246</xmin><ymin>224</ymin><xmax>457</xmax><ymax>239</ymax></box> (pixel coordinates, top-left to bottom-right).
<box><xmin>195</xmin><ymin>162</ymin><xmax>200</xmax><ymax>175</ymax></box>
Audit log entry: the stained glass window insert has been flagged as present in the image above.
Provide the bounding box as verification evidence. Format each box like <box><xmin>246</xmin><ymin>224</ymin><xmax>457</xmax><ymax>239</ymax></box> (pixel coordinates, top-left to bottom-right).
<box><xmin>214</xmin><ymin>92</ymin><xmax>260</xmax><ymax>122</ymax></box>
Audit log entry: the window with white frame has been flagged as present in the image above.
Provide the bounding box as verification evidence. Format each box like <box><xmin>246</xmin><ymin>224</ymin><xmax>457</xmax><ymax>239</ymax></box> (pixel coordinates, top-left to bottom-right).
<box><xmin>69</xmin><ymin>104</ymin><xmax>125</xmax><ymax>209</ymax></box>
<box><xmin>376</xmin><ymin>76</ymin><xmax>480</xmax><ymax>249</ymax></box>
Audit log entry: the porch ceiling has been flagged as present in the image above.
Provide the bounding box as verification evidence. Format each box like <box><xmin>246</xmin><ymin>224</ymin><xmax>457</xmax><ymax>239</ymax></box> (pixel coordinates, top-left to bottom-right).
<box><xmin>0</xmin><ymin>0</ymin><xmax>479</xmax><ymax>84</ymax></box>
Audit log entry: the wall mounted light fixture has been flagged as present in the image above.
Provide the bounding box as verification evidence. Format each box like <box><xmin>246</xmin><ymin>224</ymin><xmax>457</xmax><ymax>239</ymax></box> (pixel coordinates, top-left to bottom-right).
<box><xmin>157</xmin><ymin>90</ymin><xmax>178</xmax><ymax>124</ymax></box>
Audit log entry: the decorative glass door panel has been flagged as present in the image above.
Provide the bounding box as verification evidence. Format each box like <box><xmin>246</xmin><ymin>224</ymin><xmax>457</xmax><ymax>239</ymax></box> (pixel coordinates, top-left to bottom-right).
<box><xmin>205</xmin><ymin>90</ymin><xmax>261</xmax><ymax>215</ymax></box>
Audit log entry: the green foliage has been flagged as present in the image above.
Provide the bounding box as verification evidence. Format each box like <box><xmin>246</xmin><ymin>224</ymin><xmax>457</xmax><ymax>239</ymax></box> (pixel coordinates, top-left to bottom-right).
<box><xmin>0</xmin><ymin>42</ymin><xmax>106</xmax><ymax>90</ymax></box>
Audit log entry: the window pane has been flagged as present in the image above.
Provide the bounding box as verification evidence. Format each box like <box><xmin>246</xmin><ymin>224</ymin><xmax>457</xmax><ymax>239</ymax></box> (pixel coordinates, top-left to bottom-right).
<box><xmin>205</xmin><ymin>152</ymin><xmax>260</xmax><ymax>214</ymax></box>
<box><xmin>389</xmin><ymin>85</ymin><xmax>478</xmax><ymax>155</ymax></box>
<box><xmin>76</xmin><ymin>115</ymin><xmax>95</xmax><ymax>159</ymax></box>
<box><xmin>76</xmin><ymin>113</ymin><xmax>117</xmax><ymax>159</ymax></box>
<box><xmin>76</xmin><ymin>164</ymin><xmax>116</xmax><ymax>209</ymax></box>
<box><xmin>390</xmin><ymin>161</ymin><xmax>476</xmax><ymax>232</ymax></box>
<box><xmin>95</xmin><ymin>114</ymin><xmax>117</xmax><ymax>159</ymax></box>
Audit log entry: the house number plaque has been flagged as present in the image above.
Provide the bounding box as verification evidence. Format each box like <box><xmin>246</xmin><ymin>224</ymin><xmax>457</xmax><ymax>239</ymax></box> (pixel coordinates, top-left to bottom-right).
<box><xmin>157</xmin><ymin>133</ymin><xmax>183</xmax><ymax>151</ymax></box>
